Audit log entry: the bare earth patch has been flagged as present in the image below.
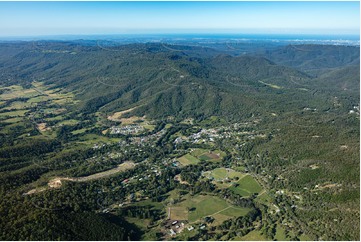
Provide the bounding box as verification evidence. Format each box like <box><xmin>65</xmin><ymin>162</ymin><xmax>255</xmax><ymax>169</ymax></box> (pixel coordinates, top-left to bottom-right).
<box><xmin>25</xmin><ymin>161</ymin><xmax>136</xmax><ymax>195</ymax></box>
<box><xmin>309</xmin><ymin>164</ymin><xmax>319</xmax><ymax>170</ymax></box>
<box><xmin>37</xmin><ymin>123</ymin><xmax>50</xmax><ymax>132</ymax></box>
<box><xmin>169</xmin><ymin>207</ymin><xmax>188</xmax><ymax>220</ymax></box>
<box><xmin>119</xmin><ymin>116</ymin><xmax>145</xmax><ymax>125</ymax></box>
<box><xmin>107</xmin><ymin>107</ymin><xmax>139</xmax><ymax>122</ymax></box>
<box><xmin>174</xmin><ymin>174</ymin><xmax>190</xmax><ymax>185</ymax></box>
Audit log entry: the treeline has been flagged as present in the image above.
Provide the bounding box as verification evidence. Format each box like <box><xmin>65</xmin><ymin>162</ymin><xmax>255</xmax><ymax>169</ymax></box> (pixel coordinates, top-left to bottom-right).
<box><xmin>0</xmin><ymin>138</ymin><xmax>60</xmax><ymax>159</ymax></box>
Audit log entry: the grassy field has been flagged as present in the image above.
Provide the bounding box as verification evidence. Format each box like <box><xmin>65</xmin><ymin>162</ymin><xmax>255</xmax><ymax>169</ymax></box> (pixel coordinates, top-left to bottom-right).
<box><xmin>124</xmin><ymin>216</ymin><xmax>151</xmax><ymax>230</ymax></box>
<box><xmin>57</xmin><ymin>119</ymin><xmax>79</xmax><ymax>126</ymax></box>
<box><xmin>299</xmin><ymin>233</ymin><xmax>312</xmax><ymax>240</ymax></box>
<box><xmin>76</xmin><ymin>161</ymin><xmax>135</xmax><ymax>181</ymax></box>
<box><xmin>169</xmin><ymin>207</ymin><xmax>188</xmax><ymax>220</ymax></box>
<box><xmin>0</xmin><ymin>109</ymin><xmax>28</xmax><ymax>118</ymax></box>
<box><xmin>0</xmin><ymin>85</ymin><xmax>37</xmax><ymax>100</ymax></box>
<box><xmin>77</xmin><ymin>134</ymin><xmax>121</xmax><ymax>146</ymax></box>
<box><xmin>142</xmin><ymin>124</ymin><xmax>156</xmax><ymax>131</ymax></box>
<box><xmin>229</xmin><ymin>175</ymin><xmax>263</xmax><ymax>197</ymax></box>
<box><xmin>177</xmin><ymin>154</ymin><xmax>200</xmax><ymax>166</ymax></box>
<box><xmin>173</xmin><ymin>194</ymin><xmax>250</xmax><ymax>224</ymax></box>
<box><xmin>2</xmin><ymin>101</ymin><xmax>31</xmax><ymax>110</ymax></box>
<box><xmin>210</xmin><ymin>168</ymin><xmax>228</xmax><ymax>180</ymax></box>
<box><xmin>275</xmin><ymin>224</ymin><xmax>288</xmax><ymax>241</ymax></box>
<box><xmin>202</xmin><ymin>168</ymin><xmax>247</xmax><ymax>191</ymax></box>
<box><xmin>0</xmin><ymin>82</ymin><xmax>79</xmax><ymax>140</ymax></box>
<box><xmin>208</xmin><ymin>168</ymin><xmax>245</xmax><ymax>181</ymax></box>
<box><xmin>0</xmin><ymin>117</ymin><xmax>23</xmax><ymax>123</ymax></box>
<box><xmin>45</xmin><ymin>116</ymin><xmax>64</xmax><ymax>121</ymax></box>
<box><xmin>71</xmin><ymin>128</ymin><xmax>89</xmax><ymax>135</ymax></box>
<box><xmin>131</xmin><ymin>199</ymin><xmax>165</xmax><ymax>211</ymax></box>
<box><xmin>189</xmin><ymin>148</ymin><xmax>226</xmax><ymax>162</ymax></box>
<box><xmin>27</xmin><ymin>96</ymin><xmax>50</xmax><ymax>103</ymax></box>
<box><xmin>255</xmin><ymin>191</ymin><xmax>273</xmax><ymax>205</ymax></box>
<box><xmin>190</xmin><ymin>148</ymin><xmax>208</xmax><ymax>157</ymax></box>
<box><xmin>235</xmin><ymin>229</ymin><xmax>269</xmax><ymax>241</ymax></box>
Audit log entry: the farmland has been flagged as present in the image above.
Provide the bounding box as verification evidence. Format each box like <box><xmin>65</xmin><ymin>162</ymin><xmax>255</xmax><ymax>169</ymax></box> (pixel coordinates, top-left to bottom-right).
<box><xmin>190</xmin><ymin>148</ymin><xmax>226</xmax><ymax>162</ymax></box>
<box><xmin>177</xmin><ymin>154</ymin><xmax>200</xmax><ymax>166</ymax></box>
<box><xmin>229</xmin><ymin>175</ymin><xmax>263</xmax><ymax>197</ymax></box>
<box><xmin>170</xmin><ymin>194</ymin><xmax>250</xmax><ymax>224</ymax></box>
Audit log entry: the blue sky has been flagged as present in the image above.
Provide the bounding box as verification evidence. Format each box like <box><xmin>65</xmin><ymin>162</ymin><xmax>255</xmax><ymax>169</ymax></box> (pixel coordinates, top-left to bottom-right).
<box><xmin>0</xmin><ymin>1</ymin><xmax>359</xmax><ymax>36</ymax></box>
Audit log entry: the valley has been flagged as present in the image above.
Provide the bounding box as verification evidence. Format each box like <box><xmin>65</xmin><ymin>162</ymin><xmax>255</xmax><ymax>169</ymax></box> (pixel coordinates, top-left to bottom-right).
<box><xmin>0</xmin><ymin>40</ymin><xmax>359</xmax><ymax>241</ymax></box>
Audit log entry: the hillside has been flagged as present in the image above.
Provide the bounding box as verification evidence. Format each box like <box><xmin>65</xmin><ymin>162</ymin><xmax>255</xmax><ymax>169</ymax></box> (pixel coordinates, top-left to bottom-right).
<box><xmin>261</xmin><ymin>44</ymin><xmax>360</xmax><ymax>76</ymax></box>
<box><xmin>0</xmin><ymin>42</ymin><xmax>325</xmax><ymax>120</ymax></box>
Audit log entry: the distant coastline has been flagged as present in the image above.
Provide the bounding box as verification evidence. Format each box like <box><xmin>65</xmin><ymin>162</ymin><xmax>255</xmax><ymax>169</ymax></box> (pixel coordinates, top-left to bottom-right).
<box><xmin>0</xmin><ymin>33</ymin><xmax>359</xmax><ymax>46</ymax></box>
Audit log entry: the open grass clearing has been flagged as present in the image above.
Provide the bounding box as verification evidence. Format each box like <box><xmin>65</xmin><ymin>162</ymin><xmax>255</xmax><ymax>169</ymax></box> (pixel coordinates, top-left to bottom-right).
<box><xmin>190</xmin><ymin>148</ymin><xmax>226</xmax><ymax>162</ymax></box>
<box><xmin>189</xmin><ymin>148</ymin><xmax>208</xmax><ymax>157</ymax></box>
<box><xmin>235</xmin><ymin>229</ymin><xmax>269</xmax><ymax>241</ymax></box>
<box><xmin>27</xmin><ymin>96</ymin><xmax>50</xmax><ymax>103</ymax></box>
<box><xmin>57</xmin><ymin>119</ymin><xmax>79</xmax><ymax>126</ymax></box>
<box><xmin>0</xmin><ymin>117</ymin><xmax>23</xmax><ymax>123</ymax></box>
<box><xmin>177</xmin><ymin>154</ymin><xmax>200</xmax><ymax>166</ymax></box>
<box><xmin>0</xmin><ymin>109</ymin><xmax>28</xmax><ymax>118</ymax></box>
<box><xmin>76</xmin><ymin>161</ymin><xmax>135</xmax><ymax>182</ymax></box>
<box><xmin>255</xmin><ymin>191</ymin><xmax>272</xmax><ymax>205</ymax></box>
<box><xmin>71</xmin><ymin>128</ymin><xmax>89</xmax><ymax>135</ymax></box>
<box><xmin>107</xmin><ymin>107</ymin><xmax>139</xmax><ymax>122</ymax></box>
<box><xmin>45</xmin><ymin>115</ymin><xmax>64</xmax><ymax>121</ymax></box>
<box><xmin>142</xmin><ymin>124</ymin><xmax>156</xmax><ymax>131</ymax></box>
<box><xmin>33</xmin><ymin>161</ymin><xmax>136</xmax><ymax>192</ymax></box>
<box><xmin>119</xmin><ymin>116</ymin><xmax>144</xmax><ymax>125</ymax></box>
<box><xmin>229</xmin><ymin>175</ymin><xmax>263</xmax><ymax>197</ymax></box>
<box><xmin>275</xmin><ymin>223</ymin><xmax>288</xmax><ymax>241</ymax></box>
<box><xmin>52</xmin><ymin>97</ymin><xmax>77</xmax><ymax>105</ymax></box>
<box><xmin>131</xmin><ymin>199</ymin><xmax>164</xmax><ymax>211</ymax></box>
<box><xmin>212</xmin><ymin>167</ymin><xmax>245</xmax><ymax>180</ymax></box>
<box><xmin>173</xmin><ymin>194</ymin><xmax>250</xmax><ymax>224</ymax></box>
<box><xmin>299</xmin><ymin>233</ymin><xmax>312</xmax><ymax>240</ymax></box>
<box><xmin>2</xmin><ymin>101</ymin><xmax>30</xmax><ymax>110</ymax></box>
<box><xmin>0</xmin><ymin>85</ymin><xmax>37</xmax><ymax>100</ymax></box>
<box><xmin>124</xmin><ymin>216</ymin><xmax>151</xmax><ymax>230</ymax></box>
<box><xmin>76</xmin><ymin>134</ymin><xmax>121</xmax><ymax>146</ymax></box>
<box><xmin>169</xmin><ymin>207</ymin><xmax>188</xmax><ymax>220</ymax></box>
<box><xmin>25</xmin><ymin>161</ymin><xmax>136</xmax><ymax>195</ymax></box>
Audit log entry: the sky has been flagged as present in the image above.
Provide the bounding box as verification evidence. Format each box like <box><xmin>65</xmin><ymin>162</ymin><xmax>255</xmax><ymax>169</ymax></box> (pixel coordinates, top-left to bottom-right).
<box><xmin>0</xmin><ymin>1</ymin><xmax>359</xmax><ymax>37</ymax></box>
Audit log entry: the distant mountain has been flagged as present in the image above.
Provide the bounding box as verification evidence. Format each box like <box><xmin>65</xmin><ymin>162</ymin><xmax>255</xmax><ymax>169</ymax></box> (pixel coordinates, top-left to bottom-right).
<box><xmin>315</xmin><ymin>65</ymin><xmax>360</xmax><ymax>94</ymax></box>
<box><xmin>261</xmin><ymin>44</ymin><xmax>360</xmax><ymax>76</ymax></box>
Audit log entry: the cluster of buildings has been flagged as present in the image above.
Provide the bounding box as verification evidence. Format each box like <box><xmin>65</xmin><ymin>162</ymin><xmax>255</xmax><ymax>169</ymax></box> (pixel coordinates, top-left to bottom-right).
<box><xmin>167</xmin><ymin>220</ymin><xmax>194</xmax><ymax>237</ymax></box>
<box><xmin>130</xmin><ymin>128</ymin><xmax>167</xmax><ymax>145</ymax></box>
<box><xmin>110</xmin><ymin>124</ymin><xmax>144</xmax><ymax>135</ymax></box>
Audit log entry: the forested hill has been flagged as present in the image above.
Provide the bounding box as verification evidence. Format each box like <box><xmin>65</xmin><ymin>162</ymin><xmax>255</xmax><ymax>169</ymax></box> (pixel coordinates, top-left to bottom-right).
<box><xmin>261</xmin><ymin>44</ymin><xmax>360</xmax><ymax>75</ymax></box>
<box><xmin>0</xmin><ymin>42</ymin><xmax>359</xmax><ymax>120</ymax></box>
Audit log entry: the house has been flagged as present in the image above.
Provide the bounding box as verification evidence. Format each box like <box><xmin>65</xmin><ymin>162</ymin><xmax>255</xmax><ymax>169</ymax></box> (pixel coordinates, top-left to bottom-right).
<box><xmin>169</xmin><ymin>229</ymin><xmax>176</xmax><ymax>236</ymax></box>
